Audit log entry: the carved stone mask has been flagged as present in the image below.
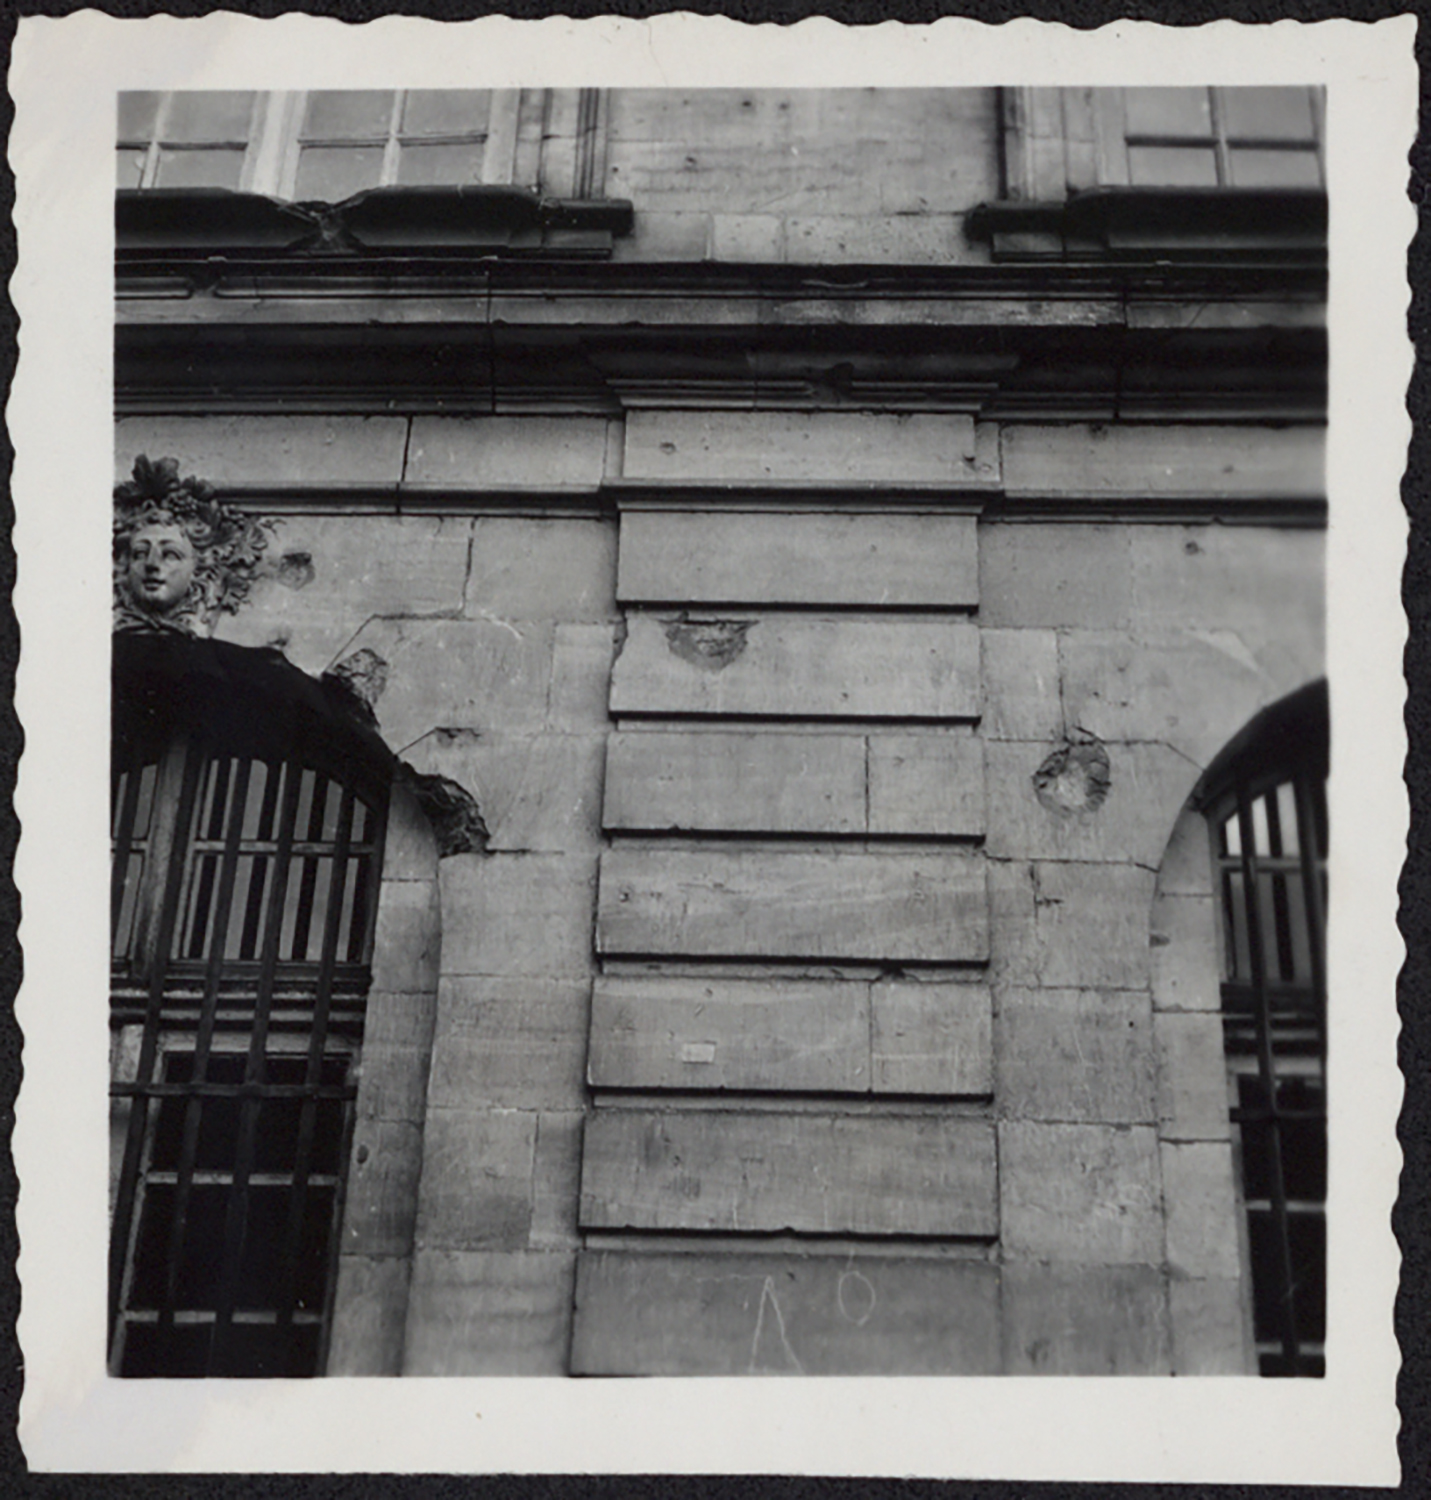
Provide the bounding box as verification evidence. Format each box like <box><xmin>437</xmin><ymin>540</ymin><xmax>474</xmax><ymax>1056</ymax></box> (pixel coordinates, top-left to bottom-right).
<box><xmin>124</xmin><ymin>522</ymin><xmax>198</xmax><ymax>614</ymax></box>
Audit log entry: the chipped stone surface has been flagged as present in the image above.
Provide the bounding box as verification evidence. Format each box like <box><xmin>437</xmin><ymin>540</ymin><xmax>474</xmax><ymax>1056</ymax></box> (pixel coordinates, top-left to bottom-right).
<box><xmin>979</xmin><ymin>630</ymin><xmax>1064</xmax><ymax>741</ymax></box>
<box><xmin>403</xmin><ymin>1250</ymin><xmax>577</xmax><ymax>1374</ymax></box>
<box><xmin>1032</xmin><ymin>738</ymin><xmax>1110</xmax><ymax>815</ymax></box>
<box><xmin>996</xmin><ymin>988</ymin><xmax>1156</xmax><ymax>1124</ymax></box>
<box><xmin>1000</xmin><ymin>1121</ymin><xmax>1165</xmax><ymax>1264</ymax></box>
<box><xmin>1002</xmin><ymin>1262</ymin><xmax>1171</xmax><ymax>1374</ymax></box>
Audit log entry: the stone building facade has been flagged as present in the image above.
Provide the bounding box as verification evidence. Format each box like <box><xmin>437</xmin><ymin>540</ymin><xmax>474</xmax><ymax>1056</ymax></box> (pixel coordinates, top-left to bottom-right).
<box><xmin>110</xmin><ymin>86</ymin><xmax>1327</xmax><ymax>1378</ymax></box>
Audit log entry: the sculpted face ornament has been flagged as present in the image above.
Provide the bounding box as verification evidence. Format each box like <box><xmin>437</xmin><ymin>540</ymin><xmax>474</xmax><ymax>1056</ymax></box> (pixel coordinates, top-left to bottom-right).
<box><xmin>113</xmin><ymin>456</ymin><xmax>276</xmax><ymax>636</ymax></box>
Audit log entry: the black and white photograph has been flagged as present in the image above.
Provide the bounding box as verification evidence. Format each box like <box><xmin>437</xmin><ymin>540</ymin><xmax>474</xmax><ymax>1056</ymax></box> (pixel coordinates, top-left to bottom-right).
<box><xmin>9</xmin><ymin>12</ymin><xmax>1411</xmax><ymax>1482</ymax></box>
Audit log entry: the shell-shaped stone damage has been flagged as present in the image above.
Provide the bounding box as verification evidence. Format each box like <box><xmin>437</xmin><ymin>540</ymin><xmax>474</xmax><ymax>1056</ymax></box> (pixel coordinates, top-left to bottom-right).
<box><xmin>662</xmin><ymin>617</ymin><xmax>754</xmax><ymax>671</ymax></box>
<box><xmin>1032</xmin><ymin>738</ymin><xmax>1111</xmax><ymax>817</ymax></box>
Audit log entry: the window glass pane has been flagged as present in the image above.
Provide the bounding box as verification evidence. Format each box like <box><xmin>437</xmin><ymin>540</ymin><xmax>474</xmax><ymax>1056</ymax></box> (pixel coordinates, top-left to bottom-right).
<box><xmin>1229</xmin><ymin>148</ymin><xmax>1322</xmax><ymax>190</ymax></box>
<box><xmin>302</xmin><ymin>90</ymin><xmax>395</xmax><ymax>141</ymax></box>
<box><xmin>1277</xmin><ymin>782</ymin><xmax>1300</xmax><ymax>856</ymax></box>
<box><xmin>164</xmin><ymin>91</ymin><xmax>256</xmax><ymax>144</ymax></box>
<box><xmin>1124</xmin><ymin>87</ymin><xmax>1213</xmax><ymax>139</ymax></box>
<box><xmin>397</xmin><ymin>141</ymin><xmax>487</xmax><ymax>186</ymax></box>
<box><xmin>1251</xmin><ymin>795</ymin><xmax>1270</xmax><ymax>856</ymax></box>
<box><xmin>119</xmin><ymin>1322</ymin><xmax>213</xmax><ymax>1378</ymax></box>
<box><xmin>118</xmin><ymin>91</ymin><xmax>162</xmax><ymax>144</ymax></box>
<box><xmin>1220</xmin><ymin>87</ymin><xmax>1317</xmax><ymax>142</ymax></box>
<box><xmin>155</xmin><ymin>147</ymin><xmax>245</xmax><ymax>191</ymax></box>
<box><xmin>1127</xmin><ymin>145</ymin><xmax>1219</xmax><ymax>188</ymax></box>
<box><xmin>295</xmin><ymin>145</ymin><xmax>385</xmax><ymax>202</ymax></box>
<box><xmin>401</xmin><ymin>89</ymin><xmax>492</xmax><ymax>138</ymax></box>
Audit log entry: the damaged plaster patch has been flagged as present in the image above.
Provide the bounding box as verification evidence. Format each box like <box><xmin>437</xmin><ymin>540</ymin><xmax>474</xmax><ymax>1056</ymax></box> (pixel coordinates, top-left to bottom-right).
<box><xmin>399</xmin><ymin>767</ymin><xmax>490</xmax><ymax>858</ymax></box>
<box><xmin>327</xmin><ymin>648</ymin><xmax>389</xmax><ymax>714</ymax></box>
<box><xmin>663</xmin><ymin>616</ymin><xmax>754</xmax><ymax>670</ymax></box>
<box><xmin>1033</xmin><ymin>737</ymin><xmax>1111</xmax><ymax>817</ymax></box>
<box><xmin>275</xmin><ymin>551</ymin><xmax>316</xmax><ymax>589</ymax></box>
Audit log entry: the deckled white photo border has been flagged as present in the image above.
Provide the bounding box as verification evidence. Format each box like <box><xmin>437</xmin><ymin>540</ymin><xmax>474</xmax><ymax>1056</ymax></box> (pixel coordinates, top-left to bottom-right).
<box><xmin>9</xmin><ymin>12</ymin><xmax>1414</xmax><ymax>1481</ymax></box>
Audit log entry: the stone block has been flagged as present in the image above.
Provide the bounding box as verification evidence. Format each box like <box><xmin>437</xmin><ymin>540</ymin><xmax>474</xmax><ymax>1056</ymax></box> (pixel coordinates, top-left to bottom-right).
<box><xmin>1169</xmin><ymin>1277</ymin><xmax>1254</xmax><ymax>1374</ymax></box>
<box><xmin>405</xmin><ymin>415</ymin><xmax>611</xmax><ymax>489</ymax></box>
<box><xmin>610</xmin><ymin>614</ymin><xmax>981</xmax><ymax>720</ymax></box>
<box><xmin>984</xmin><ymin>739</ymin><xmax>1199</xmax><ymax>868</ymax></box>
<box><xmin>1001</xmin><ymin>423</ymin><xmax>1325</xmax><ymax>499</ymax></box>
<box><xmin>439</xmin><ymin>852</ymin><xmax>597</xmax><ymax>978</ymax></box>
<box><xmin>403</xmin><ymin>1249</ymin><xmax>576</xmax><ymax>1375</ymax></box>
<box><xmin>1000</xmin><ymin>1121</ymin><xmax>1164</xmax><ymax>1264</ymax></box>
<box><xmin>338</xmin><ymin>617</ymin><xmax>555</xmax><ymax>749</ymax></box>
<box><xmin>381</xmin><ymin>784</ymin><xmax>441</xmax><ymax>882</ymax></box>
<box><xmin>1129</xmin><ymin>525</ymin><xmax>1326</xmax><ymax>645</ymax></box>
<box><xmin>548</xmin><ymin>622</ymin><xmax>619</xmax><ymax>730</ymax></box>
<box><xmin>327</xmin><ymin>1254</ymin><xmax>411</xmax><ymax>1376</ymax></box>
<box><xmin>985</xmin><ymin>857</ymin><xmax>1040</xmax><ymax>986</ymax></box>
<box><xmin>979</xmin><ymin>523</ymin><xmax>1133</xmax><ymax>629</ymax></box>
<box><xmin>414</xmin><ymin>1108</ymin><xmax>538</xmax><ymax>1252</ymax></box>
<box><xmin>355</xmin><ymin>990</ymin><xmax>438</xmax><ymax>1125</ymax></box>
<box><xmin>612</xmin><ymin>211</ymin><xmax>712</xmax><ymax>261</ymax></box>
<box><xmin>1150</xmin><ymin>893</ymin><xmax>1223</xmax><ymax>1012</ymax></box>
<box><xmin>581</xmin><ymin>1109</ymin><xmax>998</xmax><ymax>1238</ymax></box>
<box><xmin>467</xmin><ymin>515</ymin><xmax>618</xmax><ymax>622</ymax></box>
<box><xmin>979</xmin><ymin>630</ymin><xmax>1063</xmax><ymax>741</ymax></box>
<box><xmin>342</xmin><ymin>1118</ymin><xmax>424</xmax><ymax>1258</ymax></box>
<box><xmin>1001</xmin><ymin>1262</ymin><xmax>1171</xmax><ymax>1374</ymax></box>
<box><xmin>116</xmin><ymin>414</ymin><xmax>408</xmax><ymax>487</ymax></box>
<box><xmin>868</xmin><ymin>733</ymin><xmax>985</xmax><ymax>837</ymax></box>
<box><xmin>606</xmin><ymin>138</ymin><xmax>886</xmax><ymax>217</ymax></box>
<box><xmin>407</xmin><ymin>731</ymin><xmax>605</xmax><ymax>854</ymax></box>
<box><xmin>597</xmin><ymin>847</ymin><xmax>988</xmax><ymax>964</ymax></box>
<box><xmin>711</xmin><ymin>213</ymin><xmax>784</xmax><ymax>261</ymax></box>
<box><xmin>369</xmin><ymin>879</ymin><xmax>442</xmax><ymax>994</ymax></box>
<box><xmin>212</xmin><ymin>515</ymin><xmax>473</xmax><ymax>675</ymax></box>
<box><xmin>996</xmin><ymin>988</ymin><xmax>1156</xmax><ymax>1124</ymax></box>
<box><xmin>571</xmin><ymin>1251</ymin><xmax>1001</xmax><ymax>1376</ymax></box>
<box><xmin>1155</xmin><ymin>1011</ymin><xmax>1231</xmax><ymax>1141</ymax></box>
<box><xmin>425</xmin><ymin>976</ymin><xmax>589</xmax><ymax>1111</ymax></box>
<box><xmin>588</xmin><ymin>975</ymin><xmax>869</xmax><ymax>1094</ymax></box>
<box><xmin>1156</xmin><ymin>805</ymin><xmax>1218</xmax><ymax>896</ymax></box>
<box><xmin>531</xmin><ymin>1110</ymin><xmax>585</xmax><ymax>1249</ymax></box>
<box><xmin>782</xmin><ymin>213</ymin><xmax>973</xmax><ymax>266</ymax></box>
<box><xmin>603</xmin><ymin>729</ymin><xmax>866</xmax><ymax>836</ymax></box>
<box><xmin>1058</xmin><ymin>628</ymin><xmax>1315</xmax><ymax>769</ymax></box>
<box><xmin>616</xmin><ymin>509</ymin><xmax>979</xmax><ymax>608</ymax></box>
<box><xmin>623</xmin><ymin>411</ymin><xmax>977</xmax><ymax>484</ymax></box>
<box><xmin>1031</xmin><ymin>861</ymin><xmax>1157</xmax><ymax>990</ymax></box>
<box><xmin>1161</xmin><ymin>1141</ymin><xmax>1242</xmax><ymax>1279</ymax></box>
<box><xmin>870</xmin><ymin>981</ymin><xmax>993</xmax><ymax>1096</ymax></box>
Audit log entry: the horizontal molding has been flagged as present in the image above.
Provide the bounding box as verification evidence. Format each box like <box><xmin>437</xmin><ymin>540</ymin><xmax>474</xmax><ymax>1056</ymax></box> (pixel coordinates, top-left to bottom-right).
<box><xmin>578</xmin><ymin>1109</ymin><xmax>999</xmax><ymax>1237</ymax></box>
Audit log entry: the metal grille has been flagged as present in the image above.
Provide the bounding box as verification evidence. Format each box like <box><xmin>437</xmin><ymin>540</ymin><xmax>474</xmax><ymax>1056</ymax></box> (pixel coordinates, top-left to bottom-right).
<box><xmin>1216</xmin><ymin>769</ymin><xmax>1327</xmax><ymax>1377</ymax></box>
<box><xmin>109</xmin><ymin>736</ymin><xmax>387</xmax><ymax>1377</ymax></box>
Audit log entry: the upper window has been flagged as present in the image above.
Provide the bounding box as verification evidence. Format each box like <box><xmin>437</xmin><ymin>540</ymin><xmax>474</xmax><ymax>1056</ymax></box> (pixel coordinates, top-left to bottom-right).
<box><xmin>1109</xmin><ymin>87</ymin><xmax>1323</xmax><ymax>190</ymax></box>
<box><xmin>118</xmin><ymin>89</ymin><xmax>606</xmax><ymax>202</ymax></box>
<box><xmin>1001</xmin><ymin>86</ymin><xmax>1325</xmax><ymax>202</ymax></box>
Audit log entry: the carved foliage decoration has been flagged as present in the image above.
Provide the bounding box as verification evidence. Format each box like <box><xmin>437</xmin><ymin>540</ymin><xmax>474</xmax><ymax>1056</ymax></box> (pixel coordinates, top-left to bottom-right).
<box><xmin>113</xmin><ymin>455</ymin><xmax>277</xmax><ymax>636</ymax></box>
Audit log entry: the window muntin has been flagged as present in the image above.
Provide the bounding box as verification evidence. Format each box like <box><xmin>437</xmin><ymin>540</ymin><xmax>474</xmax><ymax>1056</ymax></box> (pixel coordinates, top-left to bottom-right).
<box><xmin>294</xmin><ymin>90</ymin><xmax>494</xmax><ymax>200</ymax></box>
<box><xmin>1121</xmin><ymin>87</ymin><xmax>1323</xmax><ymax>191</ymax></box>
<box><xmin>1215</xmin><ymin>767</ymin><xmax>1327</xmax><ymax>1377</ymax></box>
<box><xmin>109</xmin><ymin>737</ymin><xmax>386</xmax><ymax>1378</ymax></box>
<box><xmin>116</xmin><ymin>91</ymin><xmax>260</xmax><ymax>192</ymax></box>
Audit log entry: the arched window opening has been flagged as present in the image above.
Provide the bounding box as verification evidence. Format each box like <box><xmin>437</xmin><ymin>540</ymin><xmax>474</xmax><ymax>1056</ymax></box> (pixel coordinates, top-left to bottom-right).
<box><xmin>1204</xmin><ymin>686</ymin><xmax>1327</xmax><ymax>1377</ymax></box>
<box><xmin>109</xmin><ymin>733</ymin><xmax>389</xmax><ymax>1377</ymax></box>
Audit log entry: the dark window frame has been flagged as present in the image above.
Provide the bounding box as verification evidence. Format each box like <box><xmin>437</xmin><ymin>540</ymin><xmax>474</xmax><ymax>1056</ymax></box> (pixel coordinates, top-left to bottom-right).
<box><xmin>109</xmin><ymin>733</ymin><xmax>388</xmax><ymax>1378</ymax></box>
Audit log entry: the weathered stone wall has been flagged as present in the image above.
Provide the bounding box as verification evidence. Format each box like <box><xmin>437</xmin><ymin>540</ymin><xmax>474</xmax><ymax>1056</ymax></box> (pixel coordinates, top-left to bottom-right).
<box><xmin>604</xmin><ymin>89</ymin><xmax>1001</xmax><ymax>264</ymax></box>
